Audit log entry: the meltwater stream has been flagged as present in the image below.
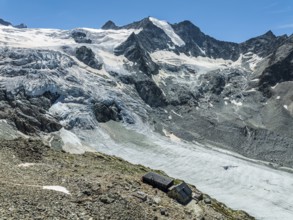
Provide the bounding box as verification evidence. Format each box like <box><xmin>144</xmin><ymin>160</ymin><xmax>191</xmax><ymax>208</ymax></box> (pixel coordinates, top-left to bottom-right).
<box><xmin>76</xmin><ymin>121</ymin><xmax>293</xmax><ymax>220</ymax></box>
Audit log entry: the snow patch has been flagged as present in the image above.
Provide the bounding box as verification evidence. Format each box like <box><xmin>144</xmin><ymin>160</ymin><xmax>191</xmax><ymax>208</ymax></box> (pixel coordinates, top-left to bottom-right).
<box><xmin>231</xmin><ymin>100</ymin><xmax>243</xmax><ymax>106</ymax></box>
<box><xmin>149</xmin><ymin>17</ymin><xmax>185</xmax><ymax>47</ymax></box>
<box><xmin>233</xmin><ymin>53</ymin><xmax>263</xmax><ymax>71</ymax></box>
<box><xmin>271</xmin><ymin>83</ymin><xmax>279</xmax><ymax>89</ymax></box>
<box><xmin>79</xmin><ymin>28</ymin><xmax>142</xmax><ymax>52</ymax></box>
<box><xmin>246</xmin><ymin>53</ymin><xmax>262</xmax><ymax>70</ymax></box>
<box><xmin>284</xmin><ymin>105</ymin><xmax>288</xmax><ymax>110</ymax></box>
<box><xmin>196</xmin><ymin>44</ymin><xmax>206</xmax><ymax>55</ymax></box>
<box><xmin>18</xmin><ymin>163</ymin><xmax>36</xmax><ymax>168</ymax></box>
<box><xmin>245</xmin><ymin>88</ymin><xmax>257</xmax><ymax>92</ymax></box>
<box><xmin>42</xmin><ymin>186</ymin><xmax>70</xmax><ymax>195</ymax></box>
<box><xmin>171</xmin><ymin>110</ymin><xmax>183</xmax><ymax>118</ymax></box>
<box><xmin>0</xmin><ymin>26</ymin><xmax>75</xmax><ymax>49</ymax></box>
<box><xmin>96</xmin><ymin>50</ymin><xmax>130</xmax><ymax>76</ymax></box>
<box><xmin>151</xmin><ymin>51</ymin><xmax>231</xmax><ymax>75</ymax></box>
<box><xmin>276</xmin><ymin>96</ymin><xmax>281</xmax><ymax>100</ymax></box>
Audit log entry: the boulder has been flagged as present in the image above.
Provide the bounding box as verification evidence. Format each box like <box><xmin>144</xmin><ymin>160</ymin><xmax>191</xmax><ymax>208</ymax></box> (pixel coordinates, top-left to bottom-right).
<box><xmin>93</xmin><ymin>102</ymin><xmax>122</xmax><ymax>123</ymax></box>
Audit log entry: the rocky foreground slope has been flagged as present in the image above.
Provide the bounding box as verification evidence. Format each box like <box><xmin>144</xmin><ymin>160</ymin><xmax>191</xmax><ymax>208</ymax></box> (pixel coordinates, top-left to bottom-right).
<box><xmin>0</xmin><ymin>138</ymin><xmax>253</xmax><ymax>220</ymax></box>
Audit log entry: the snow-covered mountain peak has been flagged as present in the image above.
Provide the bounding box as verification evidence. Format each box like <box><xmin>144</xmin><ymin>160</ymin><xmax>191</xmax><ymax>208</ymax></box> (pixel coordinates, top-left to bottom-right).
<box><xmin>149</xmin><ymin>17</ymin><xmax>185</xmax><ymax>47</ymax></box>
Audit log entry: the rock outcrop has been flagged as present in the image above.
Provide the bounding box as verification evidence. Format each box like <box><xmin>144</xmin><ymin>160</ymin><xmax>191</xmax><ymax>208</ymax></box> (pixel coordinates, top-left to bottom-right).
<box><xmin>76</xmin><ymin>46</ymin><xmax>102</xmax><ymax>70</ymax></box>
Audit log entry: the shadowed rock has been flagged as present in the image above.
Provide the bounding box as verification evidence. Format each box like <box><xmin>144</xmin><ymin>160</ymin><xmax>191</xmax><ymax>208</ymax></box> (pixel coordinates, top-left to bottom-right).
<box><xmin>76</xmin><ymin>46</ymin><xmax>102</xmax><ymax>70</ymax></box>
<box><xmin>101</xmin><ymin>20</ymin><xmax>119</xmax><ymax>30</ymax></box>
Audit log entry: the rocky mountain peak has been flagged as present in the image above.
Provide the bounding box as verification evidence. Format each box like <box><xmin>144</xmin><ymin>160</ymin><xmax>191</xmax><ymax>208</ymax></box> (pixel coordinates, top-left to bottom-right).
<box><xmin>101</xmin><ymin>17</ymin><xmax>159</xmax><ymax>31</ymax></box>
<box><xmin>262</xmin><ymin>30</ymin><xmax>276</xmax><ymax>39</ymax></box>
<box><xmin>172</xmin><ymin>19</ymin><xmax>240</xmax><ymax>60</ymax></box>
<box><xmin>14</xmin><ymin>23</ymin><xmax>27</xmax><ymax>29</ymax></box>
<box><xmin>121</xmin><ymin>17</ymin><xmax>154</xmax><ymax>29</ymax></box>
<box><xmin>172</xmin><ymin>20</ymin><xmax>202</xmax><ymax>34</ymax></box>
<box><xmin>0</xmin><ymin>17</ymin><xmax>27</xmax><ymax>28</ymax></box>
<box><xmin>0</xmin><ymin>18</ymin><xmax>12</xmax><ymax>26</ymax></box>
<box><xmin>240</xmin><ymin>30</ymin><xmax>287</xmax><ymax>57</ymax></box>
<box><xmin>101</xmin><ymin>20</ymin><xmax>118</xmax><ymax>30</ymax></box>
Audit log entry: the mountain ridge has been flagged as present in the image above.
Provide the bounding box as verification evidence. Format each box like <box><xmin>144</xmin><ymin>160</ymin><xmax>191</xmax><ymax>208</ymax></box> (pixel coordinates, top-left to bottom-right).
<box><xmin>101</xmin><ymin>17</ymin><xmax>289</xmax><ymax>64</ymax></box>
<box><xmin>0</xmin><ymin>17</ymin><xmax>27</xmax><ymax>28</ymax></box>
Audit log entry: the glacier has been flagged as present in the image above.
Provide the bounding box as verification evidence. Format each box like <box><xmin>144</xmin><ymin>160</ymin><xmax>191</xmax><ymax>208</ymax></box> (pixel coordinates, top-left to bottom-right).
<box><xmin>66</xmin><ymin>122</ymin><xmax>293</xmax><ymax>220</ymax></box>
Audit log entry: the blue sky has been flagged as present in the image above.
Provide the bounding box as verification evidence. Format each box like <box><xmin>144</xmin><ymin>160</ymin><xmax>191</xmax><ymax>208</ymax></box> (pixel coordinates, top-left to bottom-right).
<box><xmin>0</xmin><ymin>0</ymin><xmax>292</xmax><ymax>42</ymax></box>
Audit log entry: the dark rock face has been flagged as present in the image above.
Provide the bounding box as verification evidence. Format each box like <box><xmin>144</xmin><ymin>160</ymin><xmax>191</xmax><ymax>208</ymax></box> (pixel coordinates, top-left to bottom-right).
<box><xmin>172</xmin><ymin>20</ymin><xmax>240</xmax><ymax>60</ymax></box>
<box><xmin>71</xmin><ymin>31</ymin><xmax>92</xmax><ymax>44</ymax></box>
<box><xmin>259</xmin><ymin>50</ymin><xmax>293</xmax><ymax>97</ymax></box>
<box><xmin>115</xmin><ymin>33</ymin><xmax>159</xmax><ymax>76</ymax></box>
<box><xmin>101</xmin><ymin>20</ymin><xmax>118</xmax><ymax>30</ymax></box>
<box><xmin>0</xmin><ymin>90</ymin><xmax>62</xmax><ymax>134</ymax></box>
<box><xmin>257</xmin><ymin>35</ymin><xmax>293</xmax><ymax>97</ymax></box>
<box><xmin>0</xmin><ymin>49</ymin><xmax>77</xmax><ymax>134</ymax></box>
<box><xmin>201</xmin><ymin>73</ymin><xmax>226</xmax><ymax>95</ymax></box>
<box><xmin>0</xmin><ymin>18</ymin><xmax>12</xmax><ymax>26</ymax></box>
<box><xmin>172</xmin><ymin>21</ymin><xmax>287</xmax><ymax>60</ymax></box>
<box><xmin>117</xmin><ymin>18</ymin><xmax>178</xmax><ymax>53</ymax></box>
<box><xmin>168</xmin><ymin>86</ymin><xmax>195</xmax><ymax>106</ymax></box>
<box><xmin>134</xmin><ymin>80</ymin><xmax>166</xmax><ymax>108</ymax></box>
<box><xmin>129</xmin><ymin>21</ymin><xmax>174</xmax><ymax>53</ymax></box>
<box><xmin>240</xmin><ymin>31</ymin><xmax>288</xmax><ymax>57</ymax></box>
<box><xmin>14</xmin><ymin>23</ymin><xmax>27</xmax><ymax>29</ymax></box>
<box><xmin>76</xmin><ymin>46</ymin><xmax>102</xmax><ymax>70</ymax></box>
<box><xmin>121</xmin><ymin>17</ymin><xmax>153</xmax><ymax>30</ymax></box>
<box><xmin>114</xmin><ymin>27</ymin><xmax>166</xmax><ymax>107</ymax></box>
<box><xmin>93</xmin><ymin>102</ymin><xmax>122</xmax><ymax>123</ymax></box>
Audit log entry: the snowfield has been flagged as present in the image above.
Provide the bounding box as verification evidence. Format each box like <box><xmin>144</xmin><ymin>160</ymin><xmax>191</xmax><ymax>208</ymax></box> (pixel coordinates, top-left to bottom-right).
<box><xmin>0</xmin><ymin>25</ymin><xmax>141</xmax><ymax>52</ymax></box>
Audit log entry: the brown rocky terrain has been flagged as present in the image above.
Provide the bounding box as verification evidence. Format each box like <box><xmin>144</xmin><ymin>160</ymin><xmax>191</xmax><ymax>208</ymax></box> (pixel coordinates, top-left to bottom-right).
<box><xmin>0</xmin><ymin>138</ymin><xmax>254</xmax><ymax>220</ymax></box>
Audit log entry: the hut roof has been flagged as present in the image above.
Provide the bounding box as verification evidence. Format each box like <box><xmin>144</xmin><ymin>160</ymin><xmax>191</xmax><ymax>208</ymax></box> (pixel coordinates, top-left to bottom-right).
<box><xmin>173</xmin><ymin>182</ymin><xmax>192</xmax><ymax>197</ymax></box>
<box><xmin>142</xmin><ymin>172</ymin><xmax>174</xmax><ymax>190</ymax></box>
